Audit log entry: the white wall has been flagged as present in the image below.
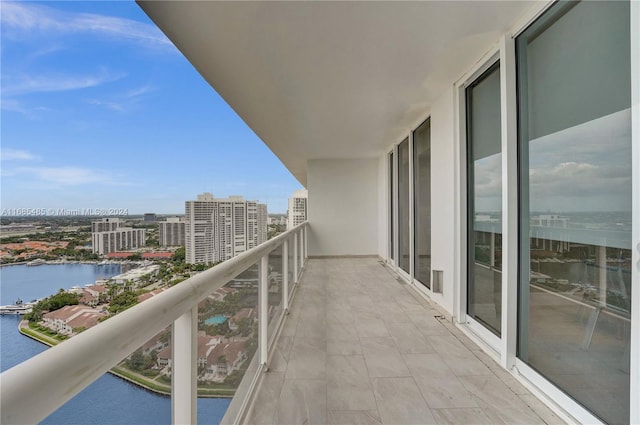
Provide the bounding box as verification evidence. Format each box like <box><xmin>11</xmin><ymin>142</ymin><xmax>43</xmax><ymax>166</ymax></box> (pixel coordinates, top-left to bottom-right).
<box><xmin>428</xmin><ymin>86</ymin><xmax>457</xmax><ymax>313</ymax></box>
<box><xmin>377</xmin><ymin>155</ymin><xmax>388</xmax><ymax>259</ymax></box>
<box><xmin>307</xmin><ymin>158</ymin><xmax>379</xmax><ymax>256</ymax></box>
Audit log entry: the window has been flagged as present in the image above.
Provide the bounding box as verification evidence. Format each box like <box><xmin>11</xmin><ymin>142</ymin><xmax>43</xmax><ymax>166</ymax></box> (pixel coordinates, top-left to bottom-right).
<box><xmin>466</xmin><ymin>62</ymin><xmax>502</xmax><ymax>335</ymax></box>
<box><xmin>517</xmin><ymin>2</ymin><xmax>631</xmax><ymax>423</ymax></box>
<box><xmin>413</xmin><ymin>119</ymin><xmax>431</xmax><ymax>288</ymax></box>
<box><xmin>398</xmin><ymin>138</ymin><xmax>410</xmax><ymax>274</ymax></box>
<box><xmin>389</xmin><ymin>151</ymin><xmax>395</xmax><ymax>261</ymax></box>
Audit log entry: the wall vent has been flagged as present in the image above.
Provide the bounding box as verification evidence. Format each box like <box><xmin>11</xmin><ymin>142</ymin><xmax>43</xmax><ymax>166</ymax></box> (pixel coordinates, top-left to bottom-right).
<box><xmin>432</xmin><ymin>270</ymin><xmax>443</xmax><ymax>294</ymax></box>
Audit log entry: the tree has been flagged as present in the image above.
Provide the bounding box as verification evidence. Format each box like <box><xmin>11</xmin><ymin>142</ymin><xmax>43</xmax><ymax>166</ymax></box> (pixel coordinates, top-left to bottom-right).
<box><xmin>172</xmin><ymin>246</ymin><xmax>185</xmax><ymax>264</ymax></box>
<box><xmin>128</xmin><ymin>349</ymin><xmax>146</xmax><ymax>371</ymax></box>
<box><xmin>128</xmin><ymin>252</ymin><xmax>142</xmax><ymax>261</ymax></box>
<box><xmin>109</xmin><ymin>291</ymin><xmax>138</xmax><ymax>314</ymax></box>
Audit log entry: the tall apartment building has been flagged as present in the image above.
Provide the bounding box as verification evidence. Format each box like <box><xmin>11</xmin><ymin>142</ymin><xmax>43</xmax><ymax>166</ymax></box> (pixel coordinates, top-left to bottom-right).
<box><xmin>91</xmin><ymin>218</ymin><xmax>145</xmax><ymax>255</ymax></box>
<box><xmin>158</xmin><ymin>217</ymin><xmax>185</xmax><ymax>247</ymax></box>
<box><xmin>185</xmin><ymin>193</ymin><xmax>267</xmax><ymax>264</ymax></box>
<box><xmin>287</xmin><ymin>189</ymin><xmax>308</xmax><ymax>230</ymax></box>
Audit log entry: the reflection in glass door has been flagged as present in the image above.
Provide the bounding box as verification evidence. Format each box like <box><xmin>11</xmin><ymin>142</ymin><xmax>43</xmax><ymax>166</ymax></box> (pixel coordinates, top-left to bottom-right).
<box><xmin>413</xmin><ymin>120</ymin><xmax>431</xmax><ymax>288</ymax></box>
<box><xmin>517</xmin><ymin>1</ymin><xmax>631</xmax><ymax>423</ymax></box>
<box><xmin>398</xmin><ymin>139</ymin><xmax>410</xmax><ymax>274</ymax></box>
<box><xmin>466</xmin><ymin>63</ymin><xmax>502</xmax><ymax>335</ymax></box>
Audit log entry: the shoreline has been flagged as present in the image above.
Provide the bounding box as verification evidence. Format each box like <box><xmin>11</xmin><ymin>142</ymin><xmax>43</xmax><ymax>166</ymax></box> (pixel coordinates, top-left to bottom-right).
<box><xmin>1</xmin><ymin>260</ymin><xmax>121</xmax><ymax>268</ymax></box>
<box><xmin>17</xmin><ymin>320</ymin><xmax>233</xmax><ymax>399</ymax></box>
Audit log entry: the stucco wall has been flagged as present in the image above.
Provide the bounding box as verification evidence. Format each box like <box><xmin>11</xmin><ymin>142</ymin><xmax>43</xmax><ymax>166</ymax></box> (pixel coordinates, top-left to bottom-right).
<box><xmin>307</xmin><ymin>158</ymin><xmax>379</xmax><ymax>256</ymax></box>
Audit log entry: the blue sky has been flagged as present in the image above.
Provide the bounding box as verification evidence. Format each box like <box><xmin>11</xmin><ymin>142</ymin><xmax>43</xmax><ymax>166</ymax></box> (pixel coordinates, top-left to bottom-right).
<box><xmin>1</xmin><ymin>1</ymin><xmax>301</xmax><ymax>215</ymax></box>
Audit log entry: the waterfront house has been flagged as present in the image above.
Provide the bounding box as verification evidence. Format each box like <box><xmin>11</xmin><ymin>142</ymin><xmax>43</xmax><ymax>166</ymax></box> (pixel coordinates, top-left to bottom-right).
<box><xmin>42</xmin><ymin>305</ymin><xmax>106</xmax><ymax>336</ymax></box>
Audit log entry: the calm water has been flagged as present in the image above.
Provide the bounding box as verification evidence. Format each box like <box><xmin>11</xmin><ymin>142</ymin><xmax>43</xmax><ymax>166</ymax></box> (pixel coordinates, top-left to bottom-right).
<box><xmin>0</xmin><ymin>264</ymin><xmax>230</xmax><ymax>424</ymax></box>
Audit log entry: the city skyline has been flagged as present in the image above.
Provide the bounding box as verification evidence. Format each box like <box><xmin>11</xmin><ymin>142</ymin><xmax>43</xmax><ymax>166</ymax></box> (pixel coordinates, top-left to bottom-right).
<box><xmin>0</xmin><ymin>1</ymin><xmax>301</xmax><ymax>215</ymax></box>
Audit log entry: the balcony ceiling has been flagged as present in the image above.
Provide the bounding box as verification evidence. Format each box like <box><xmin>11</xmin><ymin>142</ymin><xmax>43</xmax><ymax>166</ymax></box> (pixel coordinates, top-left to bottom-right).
<box><xmin>138</xmin><ymin>1</ymin><xmax>536</xmax><ymax>186</ymax></box>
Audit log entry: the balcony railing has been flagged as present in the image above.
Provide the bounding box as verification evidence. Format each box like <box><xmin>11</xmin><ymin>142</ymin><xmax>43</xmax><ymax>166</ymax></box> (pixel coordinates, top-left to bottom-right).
<box><xmin>0</xmin><ymin>222</ymin><xmax>308</xmax><ymax>425</ymax></box>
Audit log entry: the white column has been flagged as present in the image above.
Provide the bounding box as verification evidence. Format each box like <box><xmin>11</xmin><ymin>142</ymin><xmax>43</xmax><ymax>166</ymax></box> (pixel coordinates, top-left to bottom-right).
<box><xmin>259</xmin><ymin>255</ymin><xmax>268</xmax><ymax>366</ymax></box>
<box><xmin>172</xmin><ymin>308</ymin><xmax>197</xmax><ymax>425</ymax></box>
<box><xmin>500</xmin><ymin>33</ymin><xmax>518</xmax><ymax>370</ymax></box>
<box><xmin>283</xmin><ymin>240</ymin><xmax>289</xmax><ymax>313</ymax></box>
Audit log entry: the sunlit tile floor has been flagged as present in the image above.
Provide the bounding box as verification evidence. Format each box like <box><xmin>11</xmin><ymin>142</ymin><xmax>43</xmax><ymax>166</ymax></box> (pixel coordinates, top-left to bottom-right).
<box><xmin>245</xmin><ymin>258</ymin><xmax>564</xmax><ymax>425</ymax></box>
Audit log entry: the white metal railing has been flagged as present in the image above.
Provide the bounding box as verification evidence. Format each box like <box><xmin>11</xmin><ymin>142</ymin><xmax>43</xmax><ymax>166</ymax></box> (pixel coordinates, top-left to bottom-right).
<box><xmin>0</xmin><ymin>222</ymin><xmax>308</xmax><ymax>425</ymax></box>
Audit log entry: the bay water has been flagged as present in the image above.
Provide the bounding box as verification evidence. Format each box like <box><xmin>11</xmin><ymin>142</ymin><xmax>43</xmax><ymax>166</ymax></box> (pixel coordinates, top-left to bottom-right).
<box><xmin>0</xmin><ymin>264</ymin><xmax>230</xmax><ymax>424</ymax></box>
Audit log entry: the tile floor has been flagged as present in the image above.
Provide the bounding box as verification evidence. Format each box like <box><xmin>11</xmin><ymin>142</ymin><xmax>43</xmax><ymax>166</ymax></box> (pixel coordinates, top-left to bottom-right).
<box><xmin>245</xmin><ymin>258</ymin><xmax>564</xmax><ymax>425</ymax></box>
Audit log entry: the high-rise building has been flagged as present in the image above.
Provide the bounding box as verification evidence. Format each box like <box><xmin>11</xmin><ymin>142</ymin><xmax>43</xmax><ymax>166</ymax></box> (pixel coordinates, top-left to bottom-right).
<box><xmin>158</xmin><ymin>217</ymin><xmax>185</xmax><ymax>247</ymax></box>
<box><xmin>91</xmin><ymin>218</ymin><xmax>145</xmax><ymax>255</ymax></box>
<box><xmin>287</xmin><ymin>189</ymin><xmax>308</xmax><ymax>230</ymax></box>
<box><xmin>185</xmin><ymin>193</ymin><xmax>268</xmax><ymax>264</ymax></box>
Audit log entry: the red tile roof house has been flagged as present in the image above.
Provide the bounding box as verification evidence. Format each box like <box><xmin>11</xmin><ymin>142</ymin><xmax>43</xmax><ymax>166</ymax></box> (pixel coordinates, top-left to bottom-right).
<box><xmin>137</xmin><ymin>288</ymin><xmax>167</xmax><ymax>303</ymax></box>
<box><xmin>204</xmin><ymin>341</ymin><xmax>247</xmax><ymax>383</ymax></box>
<box><xmin>140</xmin><ymin>331</ymin><xmax>170</xmax><ymax>357</ymax></box>
<box><xmin>157</xmin><ymin>346</ymin><xmax>171</xmax><ymax>369</ymax></box>
<box><xmin>84</xmin><ymin>285</ymin><xmax>108</xmax><ymax>297</ymax></box>
<box><xmin>42</xmin><ymin>305</ymin><xmax>107</xmax><ymax>336</ymax></box>
<box><xmin>156</xmin><ymin>333</ymin><xmax>223</xmax><ymax>371</ymax></box>
<box><xmin>142</xmin><ymin>252</ymin><xmax>173</xmax><ymax>260</ymax></box>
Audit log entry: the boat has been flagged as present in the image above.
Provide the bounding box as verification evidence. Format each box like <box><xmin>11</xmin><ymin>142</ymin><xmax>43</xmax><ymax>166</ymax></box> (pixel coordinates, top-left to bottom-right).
<box><xmin>0</xmin><ymin>302</ymin><xmax>34</xmax><ymax>315</ymax></box>
<box><xmin>26</xmin><ymin>259</ymin><xmax>46</xmax><ymax>266</ymax></box>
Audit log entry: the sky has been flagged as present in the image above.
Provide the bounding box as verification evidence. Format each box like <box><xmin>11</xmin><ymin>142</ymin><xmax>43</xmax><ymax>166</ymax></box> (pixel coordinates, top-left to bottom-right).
<box><xmin>1</xmin><ymin>1</ymin><xmax>302</xmax><ymax>216</ymax></box>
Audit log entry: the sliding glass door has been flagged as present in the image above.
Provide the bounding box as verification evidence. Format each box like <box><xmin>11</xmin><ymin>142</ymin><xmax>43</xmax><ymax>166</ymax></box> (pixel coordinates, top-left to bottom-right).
<box><xmin>466</xmin><ymin>63</ymin><xmax>502</xmax><ymax>336</ymax></box>
<box><xmin>413</xmin><ymin>120</ymin><xmax>431</xmax><ymax>288</ymax></box>
<box><xmin>398</xmin><ymin>139</ymin><xmax>410</xmax><ymax>274</ymax></box>
<box><xmin>517</xmin><ymin>2</ymin><xmax>632</xmax><ymax>423</ymax></box>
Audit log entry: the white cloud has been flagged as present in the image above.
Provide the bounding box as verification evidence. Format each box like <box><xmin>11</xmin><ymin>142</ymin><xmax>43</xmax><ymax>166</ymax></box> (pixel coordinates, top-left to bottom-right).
<box><xmin>3</xmin><ymin>71</ymin><xmax>125</xmax><ymax>96</ymax></box>
<box><xmin>1</xmin><ymin>148</ymin><xmax>40</xmax><ymax>161</ymax></box>
<box><xmin>1</xmin><ymin>2</ymin><xmax>173</xmax><ymax>50</ymax></box>
<box><xmin>14</xmin><ymin>166</ymin><xmax>129</xmax><ymax>186</ymax></box>
<box><xmin>86</xmin><ymin>84</ymin><xmax>155</xmax><ymax>112</ymax></box>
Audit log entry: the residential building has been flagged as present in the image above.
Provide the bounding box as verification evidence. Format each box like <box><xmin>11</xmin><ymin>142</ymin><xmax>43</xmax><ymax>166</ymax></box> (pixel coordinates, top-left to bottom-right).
<box><xmin>158</xmin><ymin>217</ymin><xmax>185</xmax><ymax>247</ymax></box>
<box><xmin>91</xmin><ymin>218</ymin><xmax>145</xmax><ymax>255</ymax></box>
<box><xmin>42</xmin><ymin>305</ymin><xmax>107</xmax><ymax>336</ymax></box>
<box><xmin>267</xmin><ymin>214</ymin><xmax>286</xmax><ymax>226</ymax></box>
<box><xmin>286</xmin><ymin>189</ymin><xmax>307</xmax><ymax>230</ymax></box>
<box><xmin>184</xmin><ymin>193</ymin><xmax>267</xmax><ymax>264</ymax></box>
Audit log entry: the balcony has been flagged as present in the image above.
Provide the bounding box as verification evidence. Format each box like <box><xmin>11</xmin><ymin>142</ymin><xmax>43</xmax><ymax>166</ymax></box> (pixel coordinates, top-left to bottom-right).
<box><xmin>241</xmin><ymin>257</ymin><xmax>561</xmax><ymax>425</ymax></box>
<box><xmin>1</xmin><ymin>223</ymin><xmax>563</xmax><ymax>425</ymax></box>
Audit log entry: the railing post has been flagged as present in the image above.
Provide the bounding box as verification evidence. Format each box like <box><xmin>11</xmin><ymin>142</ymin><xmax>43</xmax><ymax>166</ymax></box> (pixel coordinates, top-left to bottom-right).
<box><xmin>283</xmin><ymin>239</ymin><xmax>289</xmax><ymax>313</ymax></box>
<box><xmin>172</xmin><ymin>307</ymin><xmax>197</xmax><ymax>425</ymax></box>
<box><xmin>300</xmin><ymin>227</ymin><xmax>306</xmax><ymax>268</ymax></box>
<box><xmin>259</xmin><ymin>255</ymin><xmax>268</xmax><ymax>366</ymax></box>
<box><xmin>293</xmin><ymin>232</ymin><xmax>299</xmax><ymax>284</ymax></box>
<box><xmin>304</xmin><ymin>225</ymin><xmax>308</xmax><ymax>261</ymax></box>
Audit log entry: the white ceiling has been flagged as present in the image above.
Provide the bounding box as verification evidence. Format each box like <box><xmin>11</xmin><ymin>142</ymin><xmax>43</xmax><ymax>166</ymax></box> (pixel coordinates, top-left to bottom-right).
<box><xmin>138</xmin><ymin>1</ymin><xmax>537</xmax><ymax>186</ymax></box>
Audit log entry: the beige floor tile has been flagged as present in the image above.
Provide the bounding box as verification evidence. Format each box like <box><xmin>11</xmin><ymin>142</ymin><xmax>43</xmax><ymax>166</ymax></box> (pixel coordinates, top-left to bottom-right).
<box><xmin>431</xmin><ymin>407</ymin><xmax>493</xmax><ymax>425</ymax></box>
<box><xmin>327</xmin><ymin>355</ymin><xmax>377</xmax><ymax>411</ymax></box>
<box><xmin>372</xmin><ymin>377</ymin><xmax>437</xmax><ymax>425</ymax></box>
<box><xmin>273</xmin><ymin>379</ymin><xmax>326</xmax><ymax>425</ymax></box>
<box><xmin>285</xmin><ymin>337</ymin><xmax>326</xmax><ymax>380</ymax></box>
<box><xmin>328</xmin><ymin>410</ymin><xmax>382</xmax><ymax>425</ymax></box>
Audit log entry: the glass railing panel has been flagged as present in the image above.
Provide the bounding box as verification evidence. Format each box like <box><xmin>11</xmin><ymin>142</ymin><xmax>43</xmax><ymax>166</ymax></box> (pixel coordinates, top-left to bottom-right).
<box><xmin>38</xmin><ymin>326</ymin><xmax>173</xmax><ymax>424</ymax></box>
<box><xmin>522</xmin><ymin>239</ymin><xmax>631</xmax><ymax>425</ymax></box>
<box><xmin>288</xmin><ymin>235</ymin><xmax>295</xmax><ymax>295</ymax></box>
<box><xmin>196</xmin><ymin>261</ymin><xmax>259</xmax><ymax>421</ymax></box>
<box><xmin>267</xmin><ymin>245</ymin><xmax>284</xmax><ymax>345</ymax></box>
